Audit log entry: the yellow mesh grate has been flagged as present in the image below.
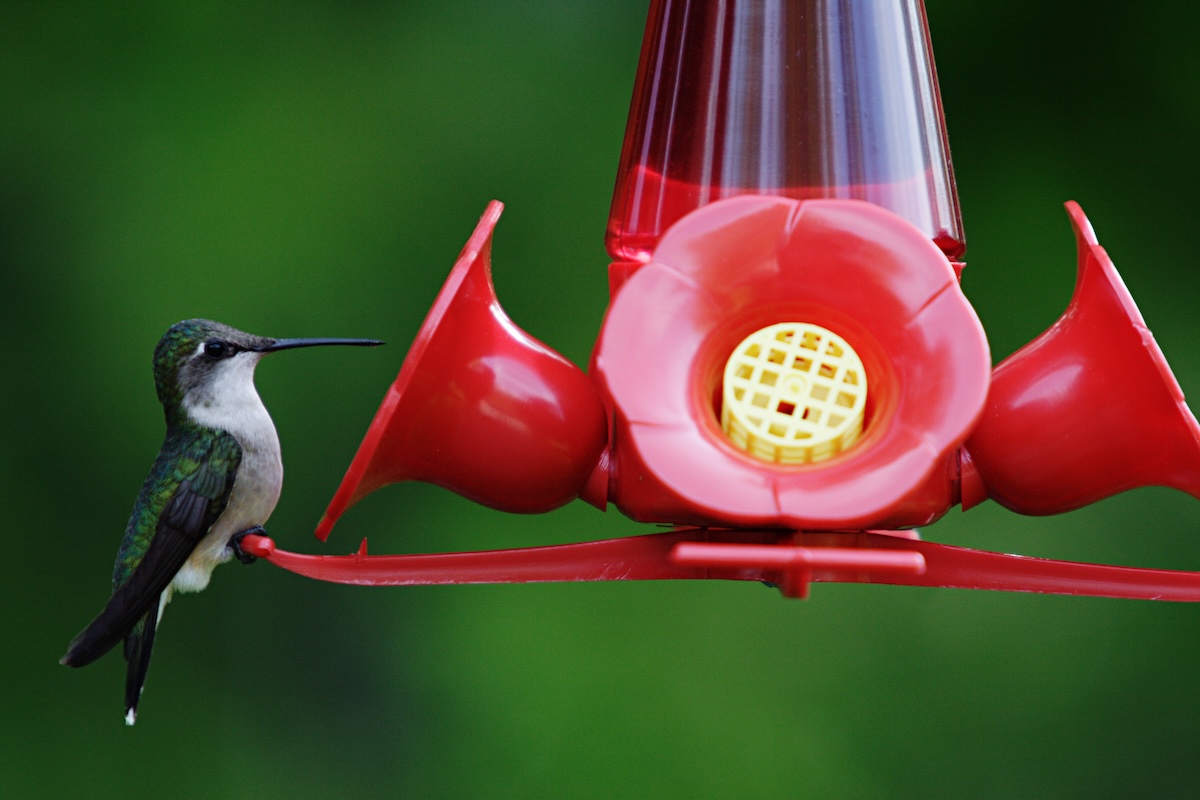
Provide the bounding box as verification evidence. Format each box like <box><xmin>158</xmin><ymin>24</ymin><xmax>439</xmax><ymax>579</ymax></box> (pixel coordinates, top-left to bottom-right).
<box><xmin>721</xmin><ymin>322</ymin><xmax>868</xmax><ymax>464</ymax></box>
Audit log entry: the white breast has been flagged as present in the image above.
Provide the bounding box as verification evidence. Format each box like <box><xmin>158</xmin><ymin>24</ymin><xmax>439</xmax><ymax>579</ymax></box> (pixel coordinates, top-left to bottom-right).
<box><xmin>171</xmin><ymin>352</ymin><xmax>283</xmax><ymax>594</ymax></box>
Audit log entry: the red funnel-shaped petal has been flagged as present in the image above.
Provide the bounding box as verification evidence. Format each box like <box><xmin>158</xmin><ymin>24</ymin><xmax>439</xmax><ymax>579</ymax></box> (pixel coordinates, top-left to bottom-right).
<box><xmin>607</xmin><ymin>0</ymin><xmax>963</xmax><ymax>263</ymax></box>
<box><xmin>961</xmin><ymin>202</ymin><xmax>1200</xmax><ymax>515</ymax></box>
<box><xmin>315</xmin><ymin>202</ymin><xmax>609</xmax><ymax>541</ymax></box>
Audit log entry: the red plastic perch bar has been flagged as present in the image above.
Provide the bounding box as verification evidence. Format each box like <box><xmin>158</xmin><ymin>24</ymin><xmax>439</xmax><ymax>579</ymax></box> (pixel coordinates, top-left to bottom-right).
<box><xmin>241</xmin><ymin>529</ymin><xmax>790</xmax><ymax>586</ymax></box>
<box><xmin>238</xmin><ymin>530</ymin><xmax>1200</xmax><ymax>601</ymax></box>
<box><xmin>237</xmin><ymin>529</ymin><xmax>918</xmax><ymax>595</ymax></box>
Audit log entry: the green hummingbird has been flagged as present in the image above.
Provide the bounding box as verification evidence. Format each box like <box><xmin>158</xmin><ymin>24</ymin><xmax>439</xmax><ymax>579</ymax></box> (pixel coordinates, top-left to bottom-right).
<box><xmin>61</xmin><ymin>319</ymin><xmax>382</xmax><ymax>724</ymax></box>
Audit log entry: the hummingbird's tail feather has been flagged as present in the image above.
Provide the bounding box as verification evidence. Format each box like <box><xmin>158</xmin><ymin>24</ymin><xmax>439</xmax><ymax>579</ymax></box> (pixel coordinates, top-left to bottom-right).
<box><xmin>61</xmin><ymin>594</ymin><xmax>145</xmax><ymax>668</ymax></box>
<box><xmin>61</xmin><ymin>509</ymin><xmax>203</xmax><ymax>668</ymax></box>
<box><xmin>61</xmin><ymin>585</ymin><xmax>157</xmax><ymax>668</ymax></box>
<box><xmin>123</xmin><ymin>602</ymin><xmax>159</xmax><ymax>726</ymax></box>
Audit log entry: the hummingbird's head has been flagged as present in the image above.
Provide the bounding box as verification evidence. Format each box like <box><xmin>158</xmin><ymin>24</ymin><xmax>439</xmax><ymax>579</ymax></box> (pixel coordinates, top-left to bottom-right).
<box><xmin>153</xmin><ymin>319</ymin><xmax>382</xmax><ymax>424</ymax></box>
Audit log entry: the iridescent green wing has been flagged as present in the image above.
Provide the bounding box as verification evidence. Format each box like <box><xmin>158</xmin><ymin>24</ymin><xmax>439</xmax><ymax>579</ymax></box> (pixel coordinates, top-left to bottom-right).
<box><xmin>60</xmin><ymin>425</ymin><xmax>241</xmax><ymax>668</ymax></box>
<box><xmin>113</xmin><ymin>425</ymin><xmax>242</xmax><ymax>590</ymax></box>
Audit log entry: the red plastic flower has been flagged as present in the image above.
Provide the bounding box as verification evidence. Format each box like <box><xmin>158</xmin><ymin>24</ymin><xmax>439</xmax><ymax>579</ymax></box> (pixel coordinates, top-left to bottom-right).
<box><xmin>592</xmin><ymin>195</ymin><xmax>991</xmax><ymax>530</ymax></box>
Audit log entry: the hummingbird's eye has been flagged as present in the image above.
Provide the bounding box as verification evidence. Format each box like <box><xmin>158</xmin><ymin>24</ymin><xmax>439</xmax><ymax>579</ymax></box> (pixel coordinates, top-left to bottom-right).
<box><xmin>203</xmin><ymin>340</ymin><xmax>231</xmax><ymax>359</ymax></box>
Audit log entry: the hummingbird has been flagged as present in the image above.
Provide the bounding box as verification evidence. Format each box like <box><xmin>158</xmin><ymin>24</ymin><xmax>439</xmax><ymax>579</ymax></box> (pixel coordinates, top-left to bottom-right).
<box><xmin>61</xmin><ymin>319</ymin><xmax>382</xmax><ymax>725</ymax></box>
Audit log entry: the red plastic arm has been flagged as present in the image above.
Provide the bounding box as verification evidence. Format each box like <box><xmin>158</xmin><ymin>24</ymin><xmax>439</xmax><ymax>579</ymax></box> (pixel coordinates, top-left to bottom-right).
<box><xmin>678</xmin><ymin>532</ymin><xmax>1200</xmax><ymax>601</ymax></box>
<box><xmin>241</xmin><ymin>530</ymin><xmax>800</xmax><ymax>586</ymax></box>
<box><xmin>237</xmin><ymin>530</ymin><xmax>1200</xmax><ymax>601</ymax></box>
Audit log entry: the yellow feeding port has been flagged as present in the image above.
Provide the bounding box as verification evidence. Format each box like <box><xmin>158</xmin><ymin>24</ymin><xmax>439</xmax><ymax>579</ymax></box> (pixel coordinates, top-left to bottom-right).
<box><xmin>721</xmin><ymin>322</ymin><xmax>868</xmax><ymax>464</ymax></box>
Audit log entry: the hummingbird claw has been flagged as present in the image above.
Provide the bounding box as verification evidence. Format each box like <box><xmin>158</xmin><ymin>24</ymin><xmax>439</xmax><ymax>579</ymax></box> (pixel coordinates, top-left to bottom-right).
<box><xmin>229</xmin><ymin>527</ymin><xmax>266</xmax><ymax>564</ymax></box>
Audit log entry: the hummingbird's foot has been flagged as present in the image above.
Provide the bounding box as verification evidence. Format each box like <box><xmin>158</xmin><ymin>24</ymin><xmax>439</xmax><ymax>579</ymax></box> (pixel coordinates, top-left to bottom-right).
<box><xmin>229</xmin><ymin>527</ymin><xmax>266</xmax><ymax>564</ymax></box>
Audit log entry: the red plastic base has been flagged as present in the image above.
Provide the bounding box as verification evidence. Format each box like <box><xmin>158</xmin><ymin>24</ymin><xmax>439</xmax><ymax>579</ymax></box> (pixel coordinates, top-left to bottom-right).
<box><xmin>237</xmin><ymin>531</ymin><xmax>1200</xmax><ymax>601</ymax></box>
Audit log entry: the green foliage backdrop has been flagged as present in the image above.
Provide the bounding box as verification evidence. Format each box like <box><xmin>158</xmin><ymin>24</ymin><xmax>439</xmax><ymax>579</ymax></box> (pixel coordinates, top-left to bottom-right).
<box><xmin>4</xmin><ymin>1</ymin><xmax>1200</xmax><ymax>796</ymax></box>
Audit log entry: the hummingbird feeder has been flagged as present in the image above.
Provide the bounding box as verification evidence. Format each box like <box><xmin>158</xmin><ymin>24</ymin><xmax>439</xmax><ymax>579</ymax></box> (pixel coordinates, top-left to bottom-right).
<box><xmin>240</xmin><ymin>0</ymin><xmax>1200</xmax><ymax>601</ymax></box>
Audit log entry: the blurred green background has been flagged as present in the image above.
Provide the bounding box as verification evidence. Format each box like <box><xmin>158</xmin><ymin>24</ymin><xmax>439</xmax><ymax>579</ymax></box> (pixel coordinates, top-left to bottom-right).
<box><xmin>5</xmin><ymin>1</ymin><xmax>1200</xmax><ymax>797</ymax></box>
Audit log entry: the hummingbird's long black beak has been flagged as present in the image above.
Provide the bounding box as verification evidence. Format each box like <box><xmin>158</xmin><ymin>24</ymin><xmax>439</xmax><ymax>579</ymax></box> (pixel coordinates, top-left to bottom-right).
<box><xmin>258</xmin><ymin>337</ymin><xmax>384</xmax><ymax>353</ymax></box>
